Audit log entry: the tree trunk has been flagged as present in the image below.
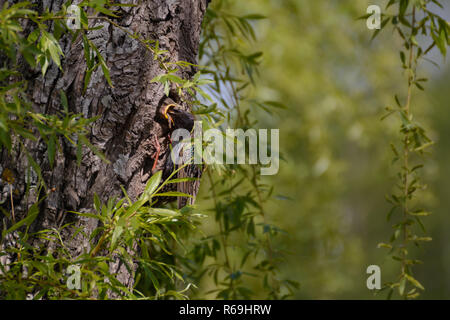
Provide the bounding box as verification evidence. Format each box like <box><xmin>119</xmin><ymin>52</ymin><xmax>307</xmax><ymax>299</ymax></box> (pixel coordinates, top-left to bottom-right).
<box><xmin>0</xmin><ymin>0</ymin><xmax>208</xmax><ymax>291</ymax></box>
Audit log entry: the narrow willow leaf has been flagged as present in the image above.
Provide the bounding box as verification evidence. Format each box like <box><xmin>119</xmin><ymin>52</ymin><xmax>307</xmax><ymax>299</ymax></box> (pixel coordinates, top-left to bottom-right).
<box><xmin>144</xmin><ymin>171</ymin><xmax>162</xmax><ymax>200</ymax></box>
<box><xmin>148</xmin><ymin>208</ymin><xmax>181</xmax><ymax>217</ymax></box>
<box><xmin>409</xmin><ymin>210</ymin><xmax>431</xmax><ymax>216</ymax></box>
<box><xmin>154</xmin><ymin>191</ymin><xmax>193</xmax><ymax>197</ymax></box>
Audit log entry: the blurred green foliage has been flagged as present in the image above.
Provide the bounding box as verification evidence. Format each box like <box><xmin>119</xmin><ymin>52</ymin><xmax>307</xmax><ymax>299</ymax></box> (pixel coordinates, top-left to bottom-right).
<box><xmin>196</xmin><ymin>0</ymin><xmax>450</xmax><ymax>299</ymax></box>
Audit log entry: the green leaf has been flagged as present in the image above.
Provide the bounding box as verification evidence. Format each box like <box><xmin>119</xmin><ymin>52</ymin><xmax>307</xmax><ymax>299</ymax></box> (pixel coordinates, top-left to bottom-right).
<box><xmin>94</xmin><ymin>193</ymin><xmax>101</xmax><ymax>212</ymax></box>
<box><xmin>60</xmin><ymin>90</ymin><xmax>68</xmax><ymax>113</ymax></box>
<box><xmin>438</xmin><ymin>28</ymin><xmax>447</xmax><ymax>57</ymax></box>
<box><xmin>148</xmin><ymin>208</ymin><xmax>181</xmax><ymax>217</ymax></box>
<box><xmin>409</xmin><ymin>210</ymin><xmax>431</xmax><ymax>216</ymax></box>
<box><xmin>110</xmin><ymin>225</ymin><xmax>123</xmax><ymax>250</ymax></box>
<box><xmin>154</xmin><ymin>191</ymin><xmax>193</xmax><ymax>198</ymax></box>
<box><xmin>47</xmin><ymin>134</ymin><xmax>56</xmax><ymax>168</ymax></box>
<box><xmin>143</xmin><ymin>171</ymin><xmax>162</xmax><ymax>201</ymax></box>
<box><xmin>405</xmin><ymin>274</ymin><xmax>425</xmax><ymax>290</ymax></box>
<box><xmin>166</xmin><ymin>177</ymin><xmax>198</xmax><ymax>184</ymax></box>
<box><xmin>399</xmin><ymin>277</ymin><xmax>406</xmax><ymax>296</ymax></box>
<box><xmin>0</xmin><ymin>126</ymin><xmax>12</xmax><ymax>151</ymax></box>
<box><xmin>100</xmin><ymin>60</ymin><xmax>113</xmax><ymax>87</ymax></box>
<box><xmin>413</xmin><ymin>236</ymin><xmax>432</xmax><ymax>242</ymax></box>
<box><xmin>165</xmin><ymin>74</ymin><xmax>184</xmax><ymax>84</ymax></box>
<box><xmin>90</xmin><ymin>40</ymin><xmax>114</xmax><ymax>87</ymax></box>
<box><xmin>399</xmin><ymin>0</ymin><xmax>409</xmax><ymax>17</ymax></box>
<box><xmin>164</xmin><ymin>81</ymin><xmax>170</xmax><ymax>96</ymax></box>
<box><xmin>356</xmin><ymin>13</ymin><xmax>373</xmax><ymax>20</ymax></box>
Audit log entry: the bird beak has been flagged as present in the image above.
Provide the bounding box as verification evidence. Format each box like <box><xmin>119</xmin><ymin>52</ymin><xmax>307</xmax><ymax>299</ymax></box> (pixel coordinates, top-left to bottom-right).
<box><xmin>163</xmin><ymin>103</ymin><xmax>177</xmax><ymax>120</ymax></box>
<box><xmin>163</xmin><ymin>103</ymin><xmax>177</xmax><ymax>127</ymax></box>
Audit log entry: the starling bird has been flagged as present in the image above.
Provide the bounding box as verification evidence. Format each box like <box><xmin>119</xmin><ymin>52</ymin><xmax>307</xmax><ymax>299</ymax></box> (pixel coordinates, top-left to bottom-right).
<box><xmin>159</xmin><ymin>97</ymin><xmax>202</xmax><ymax>208</ymax></box>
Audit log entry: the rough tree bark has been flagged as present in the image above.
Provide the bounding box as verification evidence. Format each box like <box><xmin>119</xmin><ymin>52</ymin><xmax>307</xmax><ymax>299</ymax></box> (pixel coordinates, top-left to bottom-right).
<box><xmin>0</xmin><ymin>0</ymin><xmax>208</xmax><ymax>290</ymax></box>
